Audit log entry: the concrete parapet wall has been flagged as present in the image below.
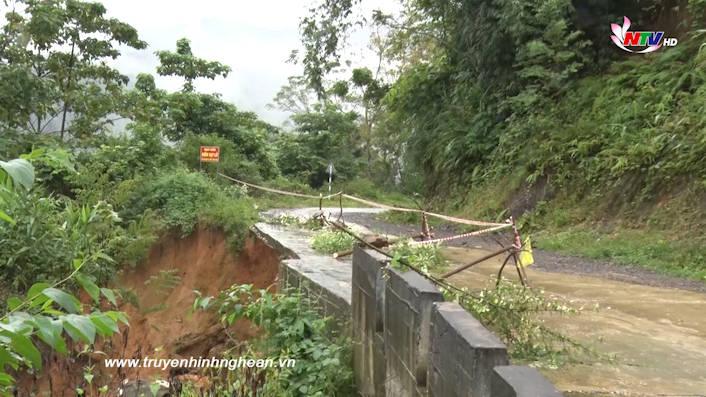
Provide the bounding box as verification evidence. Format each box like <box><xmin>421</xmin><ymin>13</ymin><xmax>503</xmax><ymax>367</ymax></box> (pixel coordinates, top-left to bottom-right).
<box><xmin>350</xmin><ymin>248</ymin><xmax>564</xmax><ymax>397</ymax></box>
<box><xmin>254</xmin><ymin>223</ymin><xmax>563</xmax><ymax>397</ymax></box>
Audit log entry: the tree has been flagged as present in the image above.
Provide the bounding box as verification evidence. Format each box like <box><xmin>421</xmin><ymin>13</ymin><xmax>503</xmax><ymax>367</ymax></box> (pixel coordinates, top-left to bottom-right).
<box><xmin>269</xmin><ymin>75</ymin><xmax>316</xmax><ymax>114</ymax></box>
<box><xmin>349</xmin><ymin>67</ymin><xmax>387</xmax><ymax>175</ymax></box>
<box><xmin>155</xmin><ymin>38</ymin><xmax>231</xmax><ymax>92</ymax></box>
<box><xmin>0</xmin><ymin>0</ymin><xmax>147</xmax><ymax>139</ymax></box>
<box><xmin>275</xmin><ymin>103</ymin><xmax>362</xmax><ymax>187</ymax></box>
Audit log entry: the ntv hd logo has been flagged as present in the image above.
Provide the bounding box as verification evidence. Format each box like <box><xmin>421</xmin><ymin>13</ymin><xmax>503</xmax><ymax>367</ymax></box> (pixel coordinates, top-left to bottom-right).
<box><xmin>610</xmin><ymin>16</ymin><xmax>678</xmax><ymax>53</ymax></box>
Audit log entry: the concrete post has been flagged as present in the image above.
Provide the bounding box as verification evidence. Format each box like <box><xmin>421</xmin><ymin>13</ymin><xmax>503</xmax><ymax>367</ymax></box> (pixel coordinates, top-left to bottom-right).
<box><xmin>384</xmin><ymin>268</ymin><xmax>444</xmax><ymax>396</ymax></box>
<box><xmin>492</xmin><ymin>366</ymin><xmax>564</xmax><ymax>397</ymax></box>
<box><xmin>352</xmin><ymin>247</ymin><xmax>389</xmax><ymax>396</ymax></box>
<box><xmin>428</xmin><ymin>302</ymin><xmax>509</xmax><ymax>397</ymax></box>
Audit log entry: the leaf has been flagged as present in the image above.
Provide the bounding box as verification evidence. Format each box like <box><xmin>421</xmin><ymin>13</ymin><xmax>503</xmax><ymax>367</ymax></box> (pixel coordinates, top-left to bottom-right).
<box><xmin>33</xmin><ymin>316</ymin><xmax>67</xmax><ymax>354</ymax></box>
<box><xmin>0</xmin><ymin>159</ymin><xmax>34</xmax><ymax>190</ymax></box>
<box><xmin>26</xmin><ymin>282</ymin><xmax>51</xmax><ymax>303</ymax></box>
<box><xmin>6</xmin><ymin>297</ymin><xmax>22</xmax><ymax>311</ymax></box>
<box><xmin>0</xmin><ymin>372</ymin><xmax>15</xmax><ymax>386</ymax></box>
<box><xmin>75</xmin><ymin>274</ymin><xmax>100</xmax><ymax>303</ymax></box>
<box><xmin>62</xmin><ymin>315</ymin><xmax>96</xmax><ymax>344</ymax></box>
<box><xmin>42</xmin><ymin>288</ymin><xmax>81</xmax><ymax>314</ymax></box>
<box><xmin>0</xmin><ymin>347</ymin><xmax>19</xmax><ymax>371</ymax></box>
<box><xmin>89</xmin><ymin>313</ymin><xmax>118</xmax><ymax>336</ymax></box>
<box><xmin>8</xmin><ymin>332</ymin><xmax>41</xmax><ymax>369</ymax></box>
<box><xmin>100</xmin><ymin>288</ymin><xmax>117</xmax><ymax>306</ymax></box>
<box><xmin>104</xmin><ymin>311</ymin><xmax>129</xmax><ymax>326</ymax></box>
<box><xmin>0</xmin><ymin>210</ymin><xmax>14</xmax><ymax>225</ymax></box>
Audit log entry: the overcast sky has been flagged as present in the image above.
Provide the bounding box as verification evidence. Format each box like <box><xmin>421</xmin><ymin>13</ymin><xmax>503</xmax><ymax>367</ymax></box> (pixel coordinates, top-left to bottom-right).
<box><xmin>98</xmin><ymin>0</ymin><xmax>399</xmax><ymax>126</ymax></box>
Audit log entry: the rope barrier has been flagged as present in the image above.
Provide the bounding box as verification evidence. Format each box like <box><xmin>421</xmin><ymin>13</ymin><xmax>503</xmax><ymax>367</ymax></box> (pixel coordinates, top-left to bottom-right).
<box><xmin>320</xmin><ymin>216</ymin><xmax>536</xmax><ymax>310</ymax></box>
<box><xmin>410</xmin><ymin>223</ymin><xmax>512</xmax><ymax>245</ymax></box>
<box><xmin>340</xmin><ymin>194</ymin><xmax>508</xmax><ymax>227</ymax></box>
<box><xmin>218</xmin><ymin>172</ymin><xmax>509</xmax><ymax>229</ymax></box>
<box><xmin>218</xmin><ymin>173</ymin><xmax>341</xmax><ymax>200</ymax></box>
<box><xmin>320</xmin><ymin>216</ymin><xmax>482</xmax><ymax>300</ymax></box>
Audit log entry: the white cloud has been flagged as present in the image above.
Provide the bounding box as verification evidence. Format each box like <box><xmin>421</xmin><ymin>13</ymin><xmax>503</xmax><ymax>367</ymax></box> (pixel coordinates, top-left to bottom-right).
<box><xmin>2</xmin><ymin>0</ymin><xmax>401</xmax><ymax>126</ymax></box>
<box><xmin>102</xmin><ymin>0</ymin><xmax>317</xmax><ymax>125</ymax></box>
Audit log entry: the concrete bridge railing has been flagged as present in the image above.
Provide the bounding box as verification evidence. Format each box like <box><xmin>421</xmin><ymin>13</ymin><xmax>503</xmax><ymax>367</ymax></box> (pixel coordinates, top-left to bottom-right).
<box><xmin>258</xmin><ymin>220</ymin><xmax>564</xmax><ymax>397</ymax></box>
<box><xmin>350</xmin><ymin>247</ymin><xmax>564</xmax><ymax>397</ymax></box>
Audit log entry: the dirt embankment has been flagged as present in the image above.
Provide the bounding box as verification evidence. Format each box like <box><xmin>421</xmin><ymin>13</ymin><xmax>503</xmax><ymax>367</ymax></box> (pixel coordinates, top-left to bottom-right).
<box><xmin>17</xmin><ymin>226</ymin><xmax>280</xmax><ymax>396</ymax></box>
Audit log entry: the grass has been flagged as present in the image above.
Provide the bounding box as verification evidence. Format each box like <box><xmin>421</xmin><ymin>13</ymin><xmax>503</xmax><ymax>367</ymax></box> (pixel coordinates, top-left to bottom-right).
<box><xmin>310</xmin><ymin>229</ymin><xmax>356</xmax><ymax>254</ymax></box>
<box><xmin>535</xmin><ymin>226</ymin><xmax>706</xmax><ymax>282</ymax></box>
<box><xmin>389</xmin><ymin>239</ymin><xmax>447</xmax><ymax>274</ymax></box>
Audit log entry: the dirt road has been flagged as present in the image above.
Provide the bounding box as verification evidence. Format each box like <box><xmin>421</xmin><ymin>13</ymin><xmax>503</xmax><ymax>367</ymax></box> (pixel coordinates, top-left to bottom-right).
<box><xmin>444</xmin><ymin>247</ymin><xmax>706</xmax><ymax>396</ymax></box>
<box><xmin>341</xmin><ymin>210</ymin><xmax>706</xmax><ymax>396</ymax></box>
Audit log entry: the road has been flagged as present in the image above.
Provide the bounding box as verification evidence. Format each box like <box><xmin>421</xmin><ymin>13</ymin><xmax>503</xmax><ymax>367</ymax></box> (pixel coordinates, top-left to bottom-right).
<box><xmin>269</xmin><ymin>208</ymin><xmax>706</xmax><ymax>396</ymax></box>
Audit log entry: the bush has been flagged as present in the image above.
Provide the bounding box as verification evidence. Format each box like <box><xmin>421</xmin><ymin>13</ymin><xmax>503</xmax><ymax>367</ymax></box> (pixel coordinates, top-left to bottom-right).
<box><xmin>196</xmin><ymin>284</ymin><xmax>354</xmax><ymax>396</ymax></box>
<box><xmin>0</xmin><ymin>191</ymin><xmax>74</xmax><ymax>292</ymax></box>
<box><xmin>447</xmin><ymin>279</ymin><xmax>581</xmax><ymax>366</ymax></box>
<box><xmin>310</xmin><ymin>229</ymin><xmax>355</xmax><ymax>254</ymax></box>
<box><xmin>0</xmin><ymin>192</ymin><xmax>151</xmax><ymax>294</ymax></box>
<box><xmin>389</xmin><ymin>239</ymin><xmax>447</xmax><ymax>274</ymax></box>
<box><xmin>124</xmin><ymin>169</ymin><xmax>257</xmax><ymax>248</ymax></box>
<box><xmin>70</xmin><ymin>127</ymin><xmax>175</xmax><ymax>205</ymax></box>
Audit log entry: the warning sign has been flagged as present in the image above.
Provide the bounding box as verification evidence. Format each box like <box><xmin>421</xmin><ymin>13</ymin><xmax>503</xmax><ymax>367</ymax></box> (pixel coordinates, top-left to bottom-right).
<box><xmin>200</xmin><ymin>146</ymin><xmax>220</xmax><ymax>163</ymax></box>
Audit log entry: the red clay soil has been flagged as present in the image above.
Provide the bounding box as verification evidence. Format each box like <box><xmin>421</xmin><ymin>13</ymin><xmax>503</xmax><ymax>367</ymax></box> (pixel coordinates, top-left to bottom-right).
<box><xmin>16</xmin><ymin>226</ymin><xmax>280</xmax><ymax>396</ymax></box>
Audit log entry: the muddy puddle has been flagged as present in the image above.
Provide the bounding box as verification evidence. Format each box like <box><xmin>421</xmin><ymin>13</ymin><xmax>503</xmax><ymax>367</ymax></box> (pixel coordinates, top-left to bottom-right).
<box><xmin>17</xmin><ymin>227</ymin><xmax>280</xmax><ymax>396</ymax></box>
<box><xmin>442</xmin><ymin>246</ymin><xmax>706</xmax><ymax>396</ymax></box>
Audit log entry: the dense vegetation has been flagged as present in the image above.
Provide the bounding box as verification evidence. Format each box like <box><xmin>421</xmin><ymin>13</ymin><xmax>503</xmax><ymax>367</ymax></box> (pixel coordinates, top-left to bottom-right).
<box><xmin>291</xmin><ymin>0</ymin><xmax>706</xmax><ymax>280</ymax></box>
<box><xmin>2</xmin><ymin>0</ymin><xmax>706</xmax><ymax>392</ymax></box>
<box><xmin>194</xmin><ymin>285</ymin><xmax>354</xmax><ymax>396</ymax></box>
<box><xmin>0</xmin><ymin>1</ymin><xmax>274</xmax><ymax>392</ymax></box>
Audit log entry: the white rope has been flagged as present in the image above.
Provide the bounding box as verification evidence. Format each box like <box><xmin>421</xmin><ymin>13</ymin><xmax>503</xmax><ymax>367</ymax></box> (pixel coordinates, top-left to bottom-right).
<box><xmin>411</xmin><ymin>223</ymin><xmax>511</xmax><ymax>245</ymax></box>
<box><xmin>219</xmin><ymin>173</ymin><xmax>509</xmax><ymax>229</ymax></box>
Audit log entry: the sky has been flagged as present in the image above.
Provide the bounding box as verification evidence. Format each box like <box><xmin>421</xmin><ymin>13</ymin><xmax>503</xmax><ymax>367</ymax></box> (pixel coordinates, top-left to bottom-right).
<box><xmin>98</xmin><ymin>0</ymin><xmax>400</xmax><ymax>126</ymax></box>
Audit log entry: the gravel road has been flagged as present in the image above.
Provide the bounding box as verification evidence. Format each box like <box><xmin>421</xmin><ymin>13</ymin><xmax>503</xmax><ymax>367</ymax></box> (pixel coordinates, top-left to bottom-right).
<box><xmin>343</xmin><ymin>212</ymin><xmax>706</xmax><ymax>294</ymax></box>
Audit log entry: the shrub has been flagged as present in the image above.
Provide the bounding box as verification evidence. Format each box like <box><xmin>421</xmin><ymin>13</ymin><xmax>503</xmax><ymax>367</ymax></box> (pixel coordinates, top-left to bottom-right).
<box><xmin>310</xmin><ymin>229</ymin><xmax>355</xmax><ymax>254</ymax></box>
<box><xmin>195</xmin><ymin>284</ymin><xmax>354</xmax><ymax>396</ymax></box>
<box><xmin>69</xmin><ymin>127</ymin><xmax>175</xmax><ymax>205</ymax></box>
<box><xmin>389</xmin><ymin>239</ymin><xmax>447</xmax><ymax>274</ymax></box>
<box><xmin>447</xmin><ymin>279</ymin><xmax>582</xmax><ymax>367</ymax></box>
<box><xmin>124</xmin><ymin>169</ymin><xmax>257</xmax><ymax>248</ymax></box>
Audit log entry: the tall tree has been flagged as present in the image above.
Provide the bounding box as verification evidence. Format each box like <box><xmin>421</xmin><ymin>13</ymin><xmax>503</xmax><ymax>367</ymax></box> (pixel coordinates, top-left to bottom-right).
<box><xmin>0</xmin><ymin>0</ymin><xmax>147</xmax><ymax>139</ymax></box>
<box><xmin>155</xmin><ymin>38</ymin><xmax>231</xmax><ymax>92</ymax></box>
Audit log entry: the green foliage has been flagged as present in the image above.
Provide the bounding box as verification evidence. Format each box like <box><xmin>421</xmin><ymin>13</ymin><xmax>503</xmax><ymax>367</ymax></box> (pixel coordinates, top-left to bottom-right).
<box><xmin>447</xmin><ymin>280</ymin><xmax>581</xmax><ymax>366</ymax></box>
<box><xmin>198</xmin><ymin>284</ymin><xmax>354</xmax><ymax>396</ymax></box>
<box><xmin>389</xmin><ymin>240</ymin><xmax>447</xmax><ymax>274</ymax></box>
<box><xmin>338</xmin><ymin>178</ymin><xmax>415</xmax><ymax>207</ymax></box>
<box><xmin>1</xmin><ymin>156</ymin><xmax>133</xmax><ymax>292</ymax></box>
<box><xmin>310</xmin><ymin>229</ymin><xmax>355</xmax><ymax>254</ymax></box>
<box><xmin>178</xmin><ymin>133</ymin><xmax>276</xmax><ymax>182</ymax></box>
<box><xmin>0</xmin><ymin>0</ymin><xmax>147</xmax><ymax>138</ymax></box>
<box><xmin>124</xmin><ymin>169</ymin><xmax>256</xmax><ymax>248</ymax></box>
<box><xmin>0</xmin><ymin>279</ymin><xmax>127</xmax><ymax>392</ymax></box>
<box><xmin>69</xmin><ymin>127</ymin><xmax>175</xmax><ymax>205</ymax></box>
<box><xmin>536</xmin><ymin>226</ymin><xmax>706</xmax><ymax>281</ymax></box>
<box><xmin>0</xmin><ymin>161</ymin><xmax>125</xmax><ymax>392</ymax></box>
<box><xmin>0</xmin><ymin>191</ymin><xmax>127</xmax><ymax>292</ymax></box>
<box><xmin>269</xmin><ymin>214</ymin><xmax>323</xmax><ymax>231</ymax></box>
<box><xmin>156</xmin><ymin>38</ymin><xmax>231</xmax><ymax>92</ymax></box>
<box><xmin>275</xmin><ymin>103</ymin><xmax>362</xmax><ymax>188</ymax></box>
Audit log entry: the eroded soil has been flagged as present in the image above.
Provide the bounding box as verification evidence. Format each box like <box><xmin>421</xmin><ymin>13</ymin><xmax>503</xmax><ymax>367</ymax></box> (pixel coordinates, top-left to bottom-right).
<box><xmin>17</xmin><ymin>227</ymin><xmax>280</xmax><ymax>396</ymax></box>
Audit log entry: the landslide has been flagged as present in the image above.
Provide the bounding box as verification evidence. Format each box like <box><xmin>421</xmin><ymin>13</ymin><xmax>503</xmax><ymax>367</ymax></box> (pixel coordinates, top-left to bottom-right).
<box><xmin>17</xmin><ymin>226</ymin><xmax>281</xmax><ymax>396</ymax></box>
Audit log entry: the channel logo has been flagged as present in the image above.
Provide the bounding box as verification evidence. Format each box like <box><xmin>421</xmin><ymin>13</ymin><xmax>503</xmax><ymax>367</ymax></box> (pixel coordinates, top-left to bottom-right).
<box><xmin>610</xmin><ymin>16</ymin><xmax>678</xmax><ymax>53</ymax></box>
